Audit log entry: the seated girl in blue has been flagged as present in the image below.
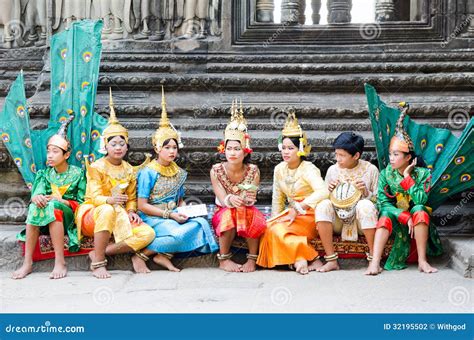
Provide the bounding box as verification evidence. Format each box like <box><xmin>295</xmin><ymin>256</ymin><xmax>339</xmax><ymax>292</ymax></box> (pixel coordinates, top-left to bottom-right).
<box><xmin>136</xmin><ymin>88</ymin><xmax>218</xmax><ymax>271</ymax></box>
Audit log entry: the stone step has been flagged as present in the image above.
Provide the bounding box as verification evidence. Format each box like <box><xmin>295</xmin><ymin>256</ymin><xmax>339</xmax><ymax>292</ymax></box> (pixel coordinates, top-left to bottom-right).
<box><xmin>78</xmin><ymin>60</ymin><xmax>474</xmax><ymax>75</ymax></box>
<box><xmin>0</xmin><ymin>223</ymin><xmax>469</xmax><ymax>277</ymax></box>
<box><xmin>31</xmin><ymin>71</ymin><xmax>473</xmax><ymax>93</ymax></box>
<box><xmin>443</xmin><ymin>237</ymin><xmax>473</xmax><ymax>278</ymax></box>
<box><xmin>10</xmin><ymin>89</ymin><xmax>474</xmax><ymax>121</ymax></box>
<box><xmin>1</xmin><ymin>49</ymin><xmax>473</xmax><ymax>98</ymax></box>
<box><xmin>205</xmin><ymin>62</ymin><xmax>474</xmax><ymax>75</ymax></box>
<box><xmin>0</xmin><ymin>224</ymin><xmax>221</xmax><ymax>272</ymax></box>
<box><xmin>97</xmin><ymin>50</ymin><xmax>474</xmax><ymax>63</ymax></box>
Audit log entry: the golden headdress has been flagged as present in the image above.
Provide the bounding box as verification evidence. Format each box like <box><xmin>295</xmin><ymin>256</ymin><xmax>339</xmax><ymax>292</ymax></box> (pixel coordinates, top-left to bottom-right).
<box><xmin>218</xmin><ymin>99</ymin><xmax>252</xmax><ymax>154</ymax></box>
<box><xmin>103</xmin><ymin>88</ymin><xmax>129</xmax><ymax>142</ymax></box>
<box><xmin>47</xmin><ymin>114</ymin><xmax>75</xmax><ymax>151</ymax></box>
<box><xmin>389</xmin><ymin>102</ymin><xmax>414</xmax><ymax>153</ymax></box>
<box><xmin>152</xmin><ymin>86</ymin><xmax>183</xmax><ymax>150</ymax></box>
<box><xmin>279</xmin><ymin>111</ymin><xmax>311</xmax><ymax>157</ymax></box>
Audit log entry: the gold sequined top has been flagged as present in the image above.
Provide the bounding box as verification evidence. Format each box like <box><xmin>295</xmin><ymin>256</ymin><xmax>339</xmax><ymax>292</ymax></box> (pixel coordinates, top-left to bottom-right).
<box><xmin>271</xmin><ymin>161</ymin><xmax>329</xmax><ymax>216</ymax></box>
<box><xmin>81</xmin><ymin>157</ymin><xmax>137</xmax><ymax>212</ymax></box>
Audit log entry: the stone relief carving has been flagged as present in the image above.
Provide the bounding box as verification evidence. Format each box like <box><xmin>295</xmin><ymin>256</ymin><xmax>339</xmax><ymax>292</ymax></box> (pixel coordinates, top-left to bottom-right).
<box><xmin>0</xmin><ymin>0</ymin><xmax>16</xmax><ymax>48</ymax></box>
<box><xmin>21</xmin><ymin>0</ymin><xmax>48</xmax><ymax>47</ymax></box>
<box><xmin>91</xmin><ymin>0</ymin><xmax>133</xmax><ymax>40</ymax></box>
<box><xmin>0</xmin><ymin>0</ymin><xmax>221</xmax><ymax>48</ymax></box>
<box><xmin>53</xmin><ymin>0</ymin><xmax>91</xmax><ymax>30</ymax></box>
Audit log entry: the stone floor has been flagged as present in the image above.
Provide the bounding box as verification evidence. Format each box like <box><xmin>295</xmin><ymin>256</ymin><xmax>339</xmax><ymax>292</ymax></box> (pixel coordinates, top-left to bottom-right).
<box><xmin>1</xmin><ymin>262</ymin><xmax>472</xmax><ymax>313</ymax></box>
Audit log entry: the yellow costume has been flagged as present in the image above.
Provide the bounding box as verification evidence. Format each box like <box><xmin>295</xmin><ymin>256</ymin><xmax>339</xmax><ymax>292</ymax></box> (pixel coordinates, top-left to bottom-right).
<box><xmin>257</xmin><ymin>113</ymin><xmax>329</xmax><ymax>268</ymax></box>
<box><xmin>75</xmin><ymin>89</ymin><xmax>154</xmax><ymax>251</ymax></box>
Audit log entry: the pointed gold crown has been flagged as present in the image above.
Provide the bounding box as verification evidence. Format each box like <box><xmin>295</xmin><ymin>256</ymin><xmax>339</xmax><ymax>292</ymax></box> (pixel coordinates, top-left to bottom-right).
<box><xmin>48</xmin><ymin>114</ymin><xmax>75</xmax><ymax>151</ymax></box>
<box><xmin>152</xmin><ymin>86</ymin><xmax>182</xmax><ymax>149</ymax></box>
<box><xmin>282</xmin><ymin>111</ymin><xmax>303</xmax><ymax>138</ymax></box>
<box><xmin>390</xmin><ymin>102</ymin><xmax>414</xmax><ymax>153</ymax></box>
<box><xmin>280</xmin><ymin>111</ymin><xmax>311</xmax><ymax>156</ymax></box>
<box><xmin>224</xmin><ymin>98</ymin><xmax>250</xmax><ymax>150</ymax></box>
<box><xmin>102</xmin><ymin>88</ymin><xmax>129</xmax><ymax>143</ymax></box>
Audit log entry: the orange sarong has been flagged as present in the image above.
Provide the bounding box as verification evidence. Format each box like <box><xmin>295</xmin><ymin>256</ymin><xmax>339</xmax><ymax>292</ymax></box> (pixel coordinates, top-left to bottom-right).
<box><xmin>212</xmin><ymin>205</ymin><xmax>266</xmax><ymax>239</ymax></box>
<box><xmin>257</xmin><ymin>208</ymin><xmax>318</xmax><ymax>268</ymax></box>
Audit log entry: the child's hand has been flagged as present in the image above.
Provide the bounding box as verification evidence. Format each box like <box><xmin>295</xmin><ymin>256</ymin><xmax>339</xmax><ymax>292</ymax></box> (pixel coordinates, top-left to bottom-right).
<box><xmin>403</xmin><ymin>159</ymin><xmax>417</xmax><ymax>178</ymax></box>
<box><xmin>355</xmin><ymin>180</ymin><xmax>368</xmax><ymax>197</ymax></box>
<box><xmin>328</xmin><ymin>180</ymin><xmax>340</xmax><ymax>192</ymax></box>
<box><xmin>107</xmin><ymin>194</ymin><xmax>128</xmax><ymax>205</ymax></box>
<box><xmin>229</xmin><ymin>195</ymin><xmax>245</xmax><ymax>208</ymax></box>
<box><xmin>244</xmin><ymin>191</ymin><xmax>257</xmax><ymax>206</ymax></box>
<box><xmin>277</xmin><ymin>208</ymin><xmax>298</xmax><ymax>224</ymax></box>
<box><xmin>171</xmin><ymin>212</ymin><xmax>189</xmax><ymax>224</ymax></box>
<box><xmin>45</xmin><ymin>195</ymin><xmax>69</xmax><ymax>207</ymax></box>
<box><xmin>31</xmin><ymin>195</ymin><xmax>50</xmax><ymax>208</ymax></box>
<box><xmin>128</xmin><ymin>211</ymin><xmax>142</xmax><ymax>225</ymax></box>
<box><xmin>407</xmin><ymin>217</ymin><xmax>414</xmax><ymax>238</ymax></box>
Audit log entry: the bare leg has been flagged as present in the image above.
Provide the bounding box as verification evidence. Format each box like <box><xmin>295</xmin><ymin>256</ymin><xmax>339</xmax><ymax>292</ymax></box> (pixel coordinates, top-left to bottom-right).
<box><xmin>307</xmin><ymin>257</ymin><xmax>323</xmax><ymax>271</ymax></box>
<box><xmin>105</xmin><ymin>241</ymin><xmax>133</xmax><ymax>256</ymax></box>
<box><xmin>132</xmin><ymin>248</ymin><xmax>157</xmax><ymax>274</ymax></box>
<box><xmin>241</xmin><ymin>237</ymin><xmax>259</xmax><ymax>273</ymax></box>
<box><xmin>90</xmin><ymin>231</ymin><xmax>111</xmax><ymax>279</ymax></box>
<box><xmin>217</xmin><ymin>228</ymin><xmax>241</xmax><ymax>272</ymax></box>
<box><xmin>363</xmin><ymin>227</ymin><xmax>376</xmax><ymax>256</ymax></box>
<box><xmin>414</xmin><ymin>223</ymin><xmax>438</xmax><ymax>273</ymax></box>
<box><xmin>316</xmin><ymin>221</ymin><xmax>339</xmax><ymax>272</ymax></box>
<box><xmin>48</xmin><ymin>221</ymin><xmax>67</xmax><ymax>279</ymax></box>
<box><xmin>365</xmin><ymin>228</ymin><xmax>389</xmax><ymax>275</ymax></box>
<box><xmin>105</xmin><ymin>240</ymin><xmax>154</xmax><ymax>274</ymax></box>
<box><xmin>12</xmin><ymin>224</ymin><xmax>38</xmax><ymax>279</ymax></box>
<box><xmin>152</xmin><ymin>254</ymin><xmax>180</xmax><ymax>272</ymax></box>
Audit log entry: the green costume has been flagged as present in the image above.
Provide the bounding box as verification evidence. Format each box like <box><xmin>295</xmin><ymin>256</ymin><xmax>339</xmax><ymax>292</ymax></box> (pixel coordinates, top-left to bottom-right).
<box><xmin>377</xmin><ymin>165</ymin><xmax>442</xmax><ymax>270</ymax></box>
<box><xmin>19</xmin><ymin>165</ymin><xmax>86</xmax><ymax>252</ymax></box>
<box><xmin>0</xmin><ymin>21</ymin><xmax>106</xmax><ymax>255</ymax></box>
<box><xmin>365</xmin><ymin>84</ymin><xmax>473</xmax><ymax>270</ymax></box>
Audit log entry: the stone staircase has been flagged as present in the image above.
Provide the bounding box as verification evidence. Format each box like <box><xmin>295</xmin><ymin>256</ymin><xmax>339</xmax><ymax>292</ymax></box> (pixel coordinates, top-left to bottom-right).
<box><xmin>0</xmin><ymin>42</ymin><xmax>472</xmax><ymax>277</ymax></box>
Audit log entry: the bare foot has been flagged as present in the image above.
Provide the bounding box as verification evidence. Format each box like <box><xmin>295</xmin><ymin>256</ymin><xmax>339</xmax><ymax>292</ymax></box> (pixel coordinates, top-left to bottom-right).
<box><xmin>316</xmin><ymin>260</ymin><xmax>340</xmax><ymax>273</ymax></box>
<box><xmin>89</xmin><ymin>251</ymin><xmax>111</xmax><ymax>279</ymax></box>
<box><xmin>241</xmin><ymin>259</ymin><xmax>256</xmax><ymax>273</ymax></box>
<box><xmin>418</xmin><ymin>261</ymin><xmax>438</xmax><ymax>274</ymax></box>
<box><xmin>131</xmin><ymin>254</ymin><xmax>151</xmax><ymax>274</ymax></box>
<box><xmin>153</xmin><ymin>254</ymin><xmax>180</xmax><ymax>272</ymax></box>
<box><xmin>295</xmin><ymin>260</ymin><xmax>309</xmax><ymax>275</ymax></box>
<box><xmin>219</xmin><ymin>259</ymin><xmax>242</xmax><ymax>272</ymax></box>
<box><xmin>11</xmin><ymin>261</ymin><xmax>33</xmax><ymax>280</ymax></box>
<box><xmin>308</xmin><ymin>258</ymin><xmax>323</xmax><ymax>272</ymax></box>
<box><xmin>365</xmin><ymin>261</ymin><xmax>383</xmax><ymax>276</ymax></box>
<box><xmin>49</xmin><ymin>261</ymin><xmax>67</xmax><ymax>279</ymax></box>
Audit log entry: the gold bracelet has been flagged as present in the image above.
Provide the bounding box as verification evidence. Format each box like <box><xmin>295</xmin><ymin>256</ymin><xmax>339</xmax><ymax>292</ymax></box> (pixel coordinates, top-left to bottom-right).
<box><xmin>162</xmin><ymin>209</ymin><xmax>171</xmax><ymax>219</ymax></box>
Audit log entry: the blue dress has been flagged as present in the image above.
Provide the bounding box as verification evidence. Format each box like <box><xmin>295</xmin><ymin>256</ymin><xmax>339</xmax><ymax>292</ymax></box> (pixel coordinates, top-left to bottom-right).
<box><xmin>137</xmin><ymin>161</ymin><xmax>218</xmax><ymax>254</ymax></box>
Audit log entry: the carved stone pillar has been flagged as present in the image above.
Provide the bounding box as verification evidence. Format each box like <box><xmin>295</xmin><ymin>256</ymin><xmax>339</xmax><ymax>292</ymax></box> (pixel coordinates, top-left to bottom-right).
<box><xmin>298</xmin><ymin>0</ymin><xmax>306</xmax><ymax>25</ymax></box>
<box><xmin>375</xmin><ymin>0</ymin><xmax>396</xmax><ymax>22</ymax></box>
<box><xmin>463</xmin><ymin>2</ymin><xmax>474</xmax><ymax>37</ymax></box>
<box><xmin>281</xmin><ymin>0</ymin><xmax>300</xmax><ymax>25</ymax></box>
<box><xmin>256</xmin><ymin>0</ymin><xmax>275</xmax><ymax>23</ymax></box>
<box><xmin>327</xmin><ymin>0</ymin><xmax>352</xmax><ymax>24</ymax></box>
<box><xmin>410</xmin><ymin>0</ymin><xmax>421</xmax><ymax>21</ymax></box>
<box><xmin>311</xmin><ymin>0</ymin><xmax>322</xmax><ymax>25</ymax></box>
